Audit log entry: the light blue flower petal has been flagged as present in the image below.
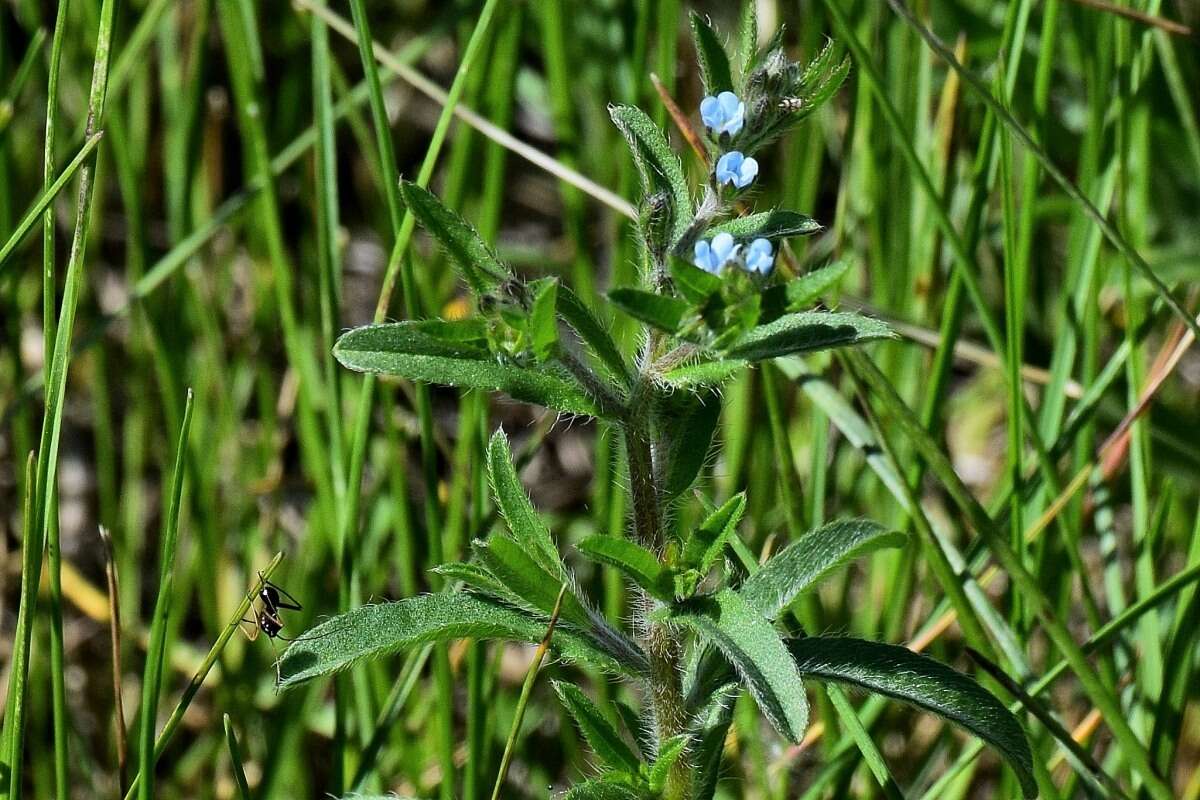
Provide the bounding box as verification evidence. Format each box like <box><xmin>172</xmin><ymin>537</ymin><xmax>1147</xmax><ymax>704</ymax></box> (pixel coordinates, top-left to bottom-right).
<box><xmin>716</xmin><ymin>151</ymin><xmax>749</xmax><ymax>187</ymax></box>
<box><xmin>735</xmin><ymin>156</ymin><xmax>759</xmax><ymax>188</ymax></box>
<box><xmin>700</xmin><ymin>95</ymin><xmax>721</xmax><ymax>129</ymax></box>
<box><xmin>717</xmin><ymin>91</ymin><xmax>741</xmax><ymax>117</ymax></box>
<box><xmin>746</xmin><ymin>238</ymin><xmax>775</xmax><ymax>274</ymax></box>
<box><xmin>712</xmin><ymin>232</ymin><xmax>737</xmax><ymax>261</ymax></box>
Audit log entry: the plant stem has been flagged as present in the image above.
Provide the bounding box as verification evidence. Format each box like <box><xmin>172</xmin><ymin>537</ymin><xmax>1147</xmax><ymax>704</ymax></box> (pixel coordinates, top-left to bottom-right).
<box><xmin>624</xmin><ymin>372</ymin><xmax>691</xmax><ymax>800</ymax></box>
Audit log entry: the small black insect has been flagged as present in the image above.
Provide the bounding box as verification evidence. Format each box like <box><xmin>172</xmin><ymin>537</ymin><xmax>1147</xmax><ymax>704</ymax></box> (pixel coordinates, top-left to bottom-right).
<box><xmin>240</xmin><ymin>572</ymin><xmax>333</xmax><ymax>685</ymax></box>
<box><xmin>240</xmin><ymin>571</ymin><xmax>304</xmax><ymax>644</ymax></box>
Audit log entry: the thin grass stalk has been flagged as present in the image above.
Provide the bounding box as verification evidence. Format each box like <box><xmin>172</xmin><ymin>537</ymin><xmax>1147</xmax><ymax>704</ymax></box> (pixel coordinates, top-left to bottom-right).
<box><xmin>41</xmin><ymin>3</ymin><xmax>71</xmax><ymax>795</ymax></box>
<box><xmin>885</xmin><ymin>0</ymin><xmax>1200</xmax><ymax>343</ymax></box>
<box><xmin>3</xmin><ymin>2</ymin><xmax>118</xmax><ymax>795</ymax></box>
<box><xmin>490</xmin><ymin>585</ymin><xmax>568</xmax><ymax>800</ymax></box>
<box><xmin>0</xmin><ymin>454</ymin><xmax>37</xmax><ymax>800</ymax></box>
<box><xmin>0</xmin><ymin>132</ymin><xmax>104</xmax><ymax>272</ymax></box>
<box><xmin>98</xmin><ymin>525</ymin><xmax>128</xmax><ymax>794</ymax></box>
<box><xmin>843</xmin><ymin>348</ymin><xmax>1174</xmax><ymax>800</ymax></box>
<box><xmin>122</xmin><ymin>552</ymin><xmax>284</xmax><ymax>800</ymax></box>
<box><xmin>339</xmin><ymin>2</ymin><xmax>502</xmax><ymax>795</ymax></box>
<box><xmin>137</xmin><ymin>390</ymin><xmax>195</xmax><ymax>800</ymax></box>
<box><xmin>222</xmin><ymin>715</ymin><xmax>252</xmax><ymax>800</ymax></box>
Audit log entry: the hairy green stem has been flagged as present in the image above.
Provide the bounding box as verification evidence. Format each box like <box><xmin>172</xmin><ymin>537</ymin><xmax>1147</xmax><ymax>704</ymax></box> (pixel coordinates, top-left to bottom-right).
<box><xmin>624</xmin><ymin>371</ymin><xmax>691</xmax><ymax>800</ymax></box>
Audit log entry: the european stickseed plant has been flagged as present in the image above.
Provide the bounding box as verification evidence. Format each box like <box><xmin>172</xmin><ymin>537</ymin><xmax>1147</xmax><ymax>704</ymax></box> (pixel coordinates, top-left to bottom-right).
<box><xmin>279</xmin><ymin>14</ymin><xmax>1036</xmax><ymax>800</ymax></box>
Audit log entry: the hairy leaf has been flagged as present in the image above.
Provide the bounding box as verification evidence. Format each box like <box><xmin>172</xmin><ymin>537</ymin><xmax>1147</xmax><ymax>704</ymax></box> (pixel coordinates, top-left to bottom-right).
<box><xmin>690</xmin><ymin>12</ymin><xmax>733</xmax><ymax>95</ymax></box>
<box><xmin>473</xmin><ymin>535</ymin><xmax>587</xmax><ymax>627</ymax></box>
<box><xmin>608</xmin><ymin>288</ymin><xmax>690</xmax><ymax>334</ymax></box>
<box><xmin>557</xmin><ymin>285</ymin><xmax>632</xmax><ymax>386</ymax></box>
<box><xmin>655</xmin><ymin>388</ymin><xmax>721</xmax><ymax>499</ymax></box>
<box><xmin>760</xmin><ymin>260</ymin><xmax>852</xmax><ymax>318</ymax></box>
<box><xmin>724</xmin><ymin>311</ymin><xmax>893</xmax><ymax>362</ymax></box>
<box><xmin>789</xmin><ymin>636</ymin><xmax>1037</xmax><ymax>799</ymax></box>
<box><xmin>577</xmin><ymin>536</ymin><xmax>673</xmax><ymax>601</ymax></box>
<box><xmin>334</xmin><ymin>322</ymin><xmax>607</xmax><ymax>418</ymax></box>
<box><xmin>553</xmin><ymin>681</ymin><xmax>642</xmax><ymax>774</ymax></box>
<box><xmin>692</xmin><ymin>684</ymin><xmax>738</xmax><ymax>800</ymax></box>
<box><xmin>562</xmin><ymin>780</ymin><xmax>644</xmax><ymax>800</ymax></box>
<box><xmin>737</xmin><ymin>1</ymin><xmax>757</xmax><ymax>72</ymax></box>
<box><xmin>682</xmin><ymin>493</ymin><xmax>747</xmax><ymax>574</ymax></box>
<box><xmin>709</xmin><ymin>210</ymin><xmax>821</xmax><ymax>241</ymax></box>
<box><xmin>668</xmin><ymin>256</ymin><xmax>723</xmax><ymax>305</ymax></box>
<box><xmin>670</xmin><ymin>589</ymin><xmax>808</xmax><ymax>742</ymax></box>
<box><xmin>486</xmin><ymin>430</ymin><xmax>563</xmax><ymax>577</ymax></box>
<box><xmin>660</xmin><ymin>359</ymin><xmax>747</xmax><ymax>390</ymax></box>
<box><xmin>741</xmin><ymin>519</ymin><xmax>906</xmax><ymax>620</ymax></box>
<box><xmin>277</xmin><ymin>594</ymin><xmax>627</xmax><ymax>687</ymax></box>
<box><xmin>399</xmin><ymin>180</ymin><xmax>508</xmax><ymax>294</ymax></box>
<box><xmin>609</xmin><ymin>104</ymin><xmax>692</xmax><ymax>244</ymax></box>
<box><xmin>432</xmin><ymin>561</ymin><xmax>510</xmax><ymax>599</ymax></box>
<box><xmin>647</xmin><ymin>733</ymin><xmax>690</xmax><ymax>793</ymax></box>
<box><xmin>527</xmin><ymin>278</ymin><xmax>560</xmax><ymax>362</ymax></box>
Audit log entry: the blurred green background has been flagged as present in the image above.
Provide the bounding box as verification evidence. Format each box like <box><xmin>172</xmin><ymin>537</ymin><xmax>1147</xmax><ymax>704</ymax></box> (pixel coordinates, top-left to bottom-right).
<box><xmin>1</xmin><ymin>0</ymin><xmax>1199</xmax><ymax>797</ymax></box>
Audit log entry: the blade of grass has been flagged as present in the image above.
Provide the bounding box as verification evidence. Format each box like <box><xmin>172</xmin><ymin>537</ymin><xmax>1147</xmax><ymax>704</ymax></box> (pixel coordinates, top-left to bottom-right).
<box><xmin>842</xmin><ymin>348</ymin><xmax>1174</xmax><ymax>800</ymax></box>
<box><xmin>222</xmin><ymin>715</ymin><xmax>252</xmax><ymax>800</ymax></box>
<box><xmin>490</xmin><ymin>584</ymin><xmax>568</xmax><ymax>800</ymax></box>
<box><xmin>98</xmin><ymin>526</ymin><xmax>128</xmax><ymax>796</ymax></box>
<box><xmin>41</xmin><ymin>3</ymin><xmax>71</xmax><ymax>796</ymax></box>
<box><xmin>122</xmin><ymin>553</ymin><xmax>284</xmax><ymax>800</ymax></box>
<box><xmin>137</xmin><ymin>389</ymin><xmax>195</xmax><ymax>800</ymax></box>
<box><xmin>885</xmin><ymin>0</ymin><xmax>1200</xmax><ymax>343</ymax></box>
<box><xmin>0</xmin><ymin>454</ymin><xmax>37</xmax><ymax>800</ymax></box>
<box><xmin>4</xmin><ymin>1</ymin><xmax>118</xmax><ymax>795</ymax></box>
<box><xmin>294</xmin><ymin>0</ymin><xmax>637</xmax><ymax>221</ymax></box>
<box><xmin>0</xmin><ymin>132</ymin><xmax>105</xmax><ymax>273</ymax></box>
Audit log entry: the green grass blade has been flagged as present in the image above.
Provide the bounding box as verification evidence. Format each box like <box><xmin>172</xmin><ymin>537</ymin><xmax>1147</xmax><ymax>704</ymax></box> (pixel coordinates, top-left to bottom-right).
<box><xmin>0</xmin><ymin>132</ymin><xmax>104</xmax><ymax>273</ymax></box>
<box><xmin>222</xmin><ymin>715</ymin><xmax>252</xmax><ymax>800</ymax></box>
<box><xmin>137</xmin><ymin>389</ymin><xmax>195</xmax><ymax>800</ymax></box>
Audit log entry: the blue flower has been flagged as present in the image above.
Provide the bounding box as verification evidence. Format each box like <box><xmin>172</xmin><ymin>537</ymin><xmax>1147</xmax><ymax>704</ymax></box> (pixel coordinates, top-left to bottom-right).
<box><xmin>745</xmin><ymin>238</ymin><xmax>775</xmax><ymax>274</ymax></box>
<box><xmin>715</xmin><ymin>151</ymin><xmax>759</xmax><ymax>190</ymax></box>
<box><xmin>700</xmin><ymin>91</ymin><xmax>746</xmax><ymax>137</ymax></box>
<box><xmin>693</xmin><ymin>232</ymin><xmax>740</xmax><ymax>274</ymax></box>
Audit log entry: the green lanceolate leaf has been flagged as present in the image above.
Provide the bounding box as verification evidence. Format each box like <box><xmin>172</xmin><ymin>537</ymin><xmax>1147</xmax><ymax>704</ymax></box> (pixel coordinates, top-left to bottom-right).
<box><xmin>553</xmin><ymin>681</ymin><xmax>642</xmax><ymax>774</ymax></box>
<box><xmin>709</xmin><ymin>210</ymin><xmax>821</xmax><ymax>241</ymax></box>
<box><xmin>334</xmin><ymin>321</ymin><xmax>610</xmax><ymax>418</ymax></box>
<box><xmin>760</xmin><ymin>259</ymin><xmax>852</xmax><ymax>316</ymax></box>
<box><xmin>737</xmin><ymin>1</ymin><xmax>757</xmax><ymax>72</ymax></box>
<box><xmin>608</xmin><ymin>288</ymin><xmax>690</xmax><ymax>334</ymax></box>
<box><xmin>277</xmin><ymin>593</ymin><xmax>628</xmax><ymax>688</ymax></box>
<box><xmin>527</xmin><ymin>277</ymin><xmax>559</xmax><ymax>362</ymax></box>
<box><xmin>562</xmin><ymin>780</ymin><xmax>644</xmax><ymax>800</ymax></box>
<box><xmin>647</xmin><ymin>733</ymin><xmax>690</xmax><ymax>793</ymax></box>
<box><xmin>431</xmin><ymin>561</ymin><xmax>511</xmax><ymax>600</ymax></box>
<box><xmin>577</xmin><ymin>536</ymin><xmax>673</xmax><ymax>601</ymax></box>
<box><xmin>473</xmin><ymin>535</ymin><xmax>588</xmax><ymax>628</ymax></box>
<box><xmin>724</xmin><ymin>311</ymin><xmax>893</xmax><ymax>362</ymax></box>
<box><xmin>399</xmin><ymin>180</ymin><xmax>508</xmax><ymax>294</ymax></box>
<box><xmin>655</xmin><ymin>388</ymin><xmax>722</xmax><ymax>499</ymax></box>
<box><xmin>690</xmin><ymin>12</ymin><xmax>734</xmax><ymax>95</ymax></box>
<box><xmin>557</xmin><ymin>284</ymin><xmax>632</xmax><ymax>386</ymax></box>
<box><xmin>670</xmin><ymin>589</ymin><xmax>808</xmax><ymax>742</ymax></box>
<box><xmin>668</xmin><ymin>256</ymin><xmax>724</xmax><ymax>305</ymax></box>
<box><xmin>487</xmin><ymin>429</ymin><xmax>563</xmax><ymax>577</ymax></box>
<box><xmin>660</xmin><ymin>359</ymin><xmax>747</xmax><ymax>390</ymax></box>
<box><xmin>788</xmin><ymin>636</ymin><xmax>1037</xmax><ymax>799</ymax></box>
<box><xmin>692</xmin><ymin>684</ymin><xmax>739</xmax><ymax>800</ymax></box>
<box><xmin>740</xmin><ymin>519</ymin><xmax>906</xmax><ymax>620</ymax></box>
<box><xmin>682</xmin><ymin>493</ymin><xmax>747</xmax><ymax>574</ymax></box>
<box><xmin>609</xmin><ymin>104</ymin><xmax>692</xmax><ymax>244</ymax></box>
